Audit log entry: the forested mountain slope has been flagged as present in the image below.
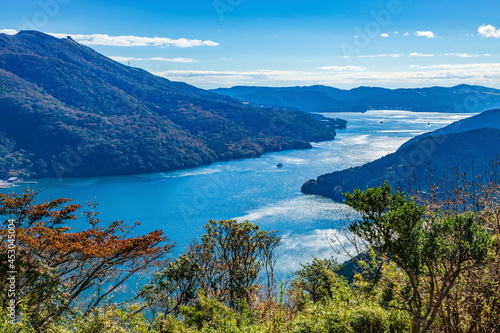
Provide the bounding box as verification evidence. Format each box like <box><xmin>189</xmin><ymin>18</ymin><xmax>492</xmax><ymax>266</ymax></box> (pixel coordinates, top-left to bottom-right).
<box><xmin>0</xmin><ymin>31</ymin><xmax>335</xmax><ymax>178</ymax></box>
<box><xmin>302</xmin><ymin>109</ymin><xmax>500</xmax><ymax>201</ymax></box>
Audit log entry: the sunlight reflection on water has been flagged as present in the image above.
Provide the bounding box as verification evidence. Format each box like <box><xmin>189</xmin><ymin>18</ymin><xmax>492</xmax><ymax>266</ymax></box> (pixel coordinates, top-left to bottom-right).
<box><xmin>2</xmin><ymin>110</ymin><xmax>477</xmax><ymax>274</ymax></box>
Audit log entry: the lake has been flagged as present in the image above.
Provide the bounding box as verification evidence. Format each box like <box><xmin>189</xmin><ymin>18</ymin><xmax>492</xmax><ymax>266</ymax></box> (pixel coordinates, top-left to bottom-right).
<box><xmin>1</xmin><ymin>110</ymin><xmax>476</xmax><ymax>276</ymax></box>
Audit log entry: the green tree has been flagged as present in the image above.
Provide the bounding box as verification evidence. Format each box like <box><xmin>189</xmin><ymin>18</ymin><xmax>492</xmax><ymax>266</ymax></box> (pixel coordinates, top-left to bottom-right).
<box><xmin>294</xmin><ymin>257</ymin><xmax>342</xmax><ymax>303</ymax></box>
<box><xmin>433</xmin><ymin>181</ymin><xmax>500</xmax><ymax>333</ymax></box>
<box><xmin>344</xmin><ymin>182</ymin><xmax>492</xmax><ymax>333</ymax></box>
<box><xmin>144</xmin><ymin>219</ymin><xmax>281</xmax><ymax>319</ymax></box>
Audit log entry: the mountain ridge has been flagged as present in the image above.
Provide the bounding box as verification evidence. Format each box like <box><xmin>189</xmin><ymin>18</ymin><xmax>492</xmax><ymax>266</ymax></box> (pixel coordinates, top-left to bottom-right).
<box><xmin>211</xmin><ymin>84</ymin><xmax>500</xmax><ymax>113</ymax></box>
<box><xmin>0</xmin><ymin>31</ymin><xmax>336</xmax><ymax>179</ymax></box>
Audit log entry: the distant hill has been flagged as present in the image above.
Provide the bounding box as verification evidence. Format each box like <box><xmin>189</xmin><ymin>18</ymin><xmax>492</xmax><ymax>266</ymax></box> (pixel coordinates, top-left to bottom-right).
<box><xmin>211</xmin><ymin>85</ymin><xmax>500</xmax><ymax>113</ymax></box>
<box><xmin>0</xmin><ymin>31</ymin><xmax>336</xmax><ymax>179</ymax></box>
<box><xmin>402</xmin><ymin>108</ymin><xmax>500</xmax><ymax>147</ymax></box>
<box><xmin>302</xmin><ymin>109</ymin><xmax>500</xmax><ymax>201</ymax></box>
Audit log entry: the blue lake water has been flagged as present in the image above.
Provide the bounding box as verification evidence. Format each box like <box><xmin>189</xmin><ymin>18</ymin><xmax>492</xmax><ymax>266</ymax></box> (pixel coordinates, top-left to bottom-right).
<box><xmin>1</xmin><ymin>111</ymin><xmax>475</xmax><ymax>275</ymax></box>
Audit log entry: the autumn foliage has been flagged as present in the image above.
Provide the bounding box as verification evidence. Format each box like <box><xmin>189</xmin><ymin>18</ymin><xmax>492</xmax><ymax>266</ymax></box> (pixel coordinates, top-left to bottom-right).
<box><xmin>0</xmin><ymin>189</ymin><xmax>171</xmax><ymax>329</ymax></box>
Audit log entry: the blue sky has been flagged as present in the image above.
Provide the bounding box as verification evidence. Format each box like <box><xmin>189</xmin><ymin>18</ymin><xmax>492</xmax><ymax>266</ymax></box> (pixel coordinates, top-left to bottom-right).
<box><xmin>1</xmin><ymin>0</ymin><xmax>499</xmax><ymax>89</ymax></box>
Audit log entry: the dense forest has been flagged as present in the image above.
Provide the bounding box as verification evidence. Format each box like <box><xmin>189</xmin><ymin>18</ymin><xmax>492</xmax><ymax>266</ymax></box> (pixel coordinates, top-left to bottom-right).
<box><xmin>1</xmin><ymin>175</ymin><xmax>499</xmax><ymax>332</ymax></box>
<box><xmin>0</xmin><ymin>31</ymin><xmax>337</xmax><ymax>179</ymax></box>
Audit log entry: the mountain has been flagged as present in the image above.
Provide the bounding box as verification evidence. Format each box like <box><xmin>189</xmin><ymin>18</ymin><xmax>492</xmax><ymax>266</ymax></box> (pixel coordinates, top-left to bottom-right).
<box><xmin>301</xmin><ymin>109</ymin><xmax>500</xmax><ymax>201</ymax></box>
<box><xmin>211</xmin><ymin>85</ymin><xmax>500</xmax><ymax>113</ymax></box>
<box><xmin>401</xmin><ymin>108</ymin><xmax>500</xmax><ymax>147</ymax></box>
<box><xmin>0</xmin><ymin>31</ymin><xmax>336</xmax><ymax>179</ymax></box>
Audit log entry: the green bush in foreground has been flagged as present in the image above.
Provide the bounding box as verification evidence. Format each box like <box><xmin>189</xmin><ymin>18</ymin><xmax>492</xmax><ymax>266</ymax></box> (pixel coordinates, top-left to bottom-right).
<box><xmin>1</xmin><ymin>182</ymin><xmax>499</xmax><ymax>333</ymax></box>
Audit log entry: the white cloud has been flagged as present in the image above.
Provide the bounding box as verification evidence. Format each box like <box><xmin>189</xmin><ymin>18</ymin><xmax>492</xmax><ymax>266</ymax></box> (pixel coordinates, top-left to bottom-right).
<box><xmin>1</xmin><ymin>29</ymin><xmax>219</xmax><ymax>48</ymax></box>
<box><xmin>358</xmin><ymin>53</ymin><xmax>403</xmax><ymax>58</ymax></box>
<box><xmin>53</xmin><ymin>33</ymin><xmax>218</xmax><ymax>47</ymax></box>
<box><xmin>109</xmin><ymin>56</ymin><xmax>137</xmax><ymax>62</ymax></box>
<box><xmin>409</xmin><ymin>63</ymin><xmax>500</xmax><ymax>70</ymax></box>
<box><xmin>403</xmin><ymin>32</ymin><xmax>410</xmax><ymax>36</ymax></box>
<box><xmin>359</xmin><ymin>53</ymin><xmax>486</xmax><ymax>59</ymax></box>
<box><xmin>150</xmin><ymin>57</ymin><xmax>198</xmax><ymax>63</ymax></box>
<box><xmin>444</xmin><ymin>53</ymin><xmax>481</xmax><ymax>58</ymax></box>
<box><xmin>380</xmin><ymin>33</ymin><xmax>390</xmax><ymax>37</ymax></box>
<box><xmin>109</xmin><ymin>56</ymin><xmax>198</xmax><ymax>63</ymax></box>
<box><xmin>409</xmin><ymin>53</ymin><xmax>434</xmax><ymax>57</ymax></box>
<box><xmin>318</xmin><ymin>65</ymin><xmax>365</xmax><ymax>71</ymax></box>
<box><xmin>0</xmin><ymin>29</ymin><xmax>18</xmax><ymax>35</ymax></box>
<box><xmin>153</xmin><ymin>63</ymin><xmax>500</xmax><ymax>89</ymax></box>
<box><xmin>415</xmin><ymin>31</ymin><xmax>435</xmax><ymax>38</ymax></box>
<box><xmin>478</xmin><ymin>24</ymin><xmax>500</xmax><ymax>38</ymax></box>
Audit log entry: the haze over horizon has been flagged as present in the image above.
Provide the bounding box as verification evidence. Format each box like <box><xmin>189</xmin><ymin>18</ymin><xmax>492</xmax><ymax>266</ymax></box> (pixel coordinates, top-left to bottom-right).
<box><xmin>1</xmin><ymin>0</ymin><xmax>499</xmax><ymax>89</ymax></box>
